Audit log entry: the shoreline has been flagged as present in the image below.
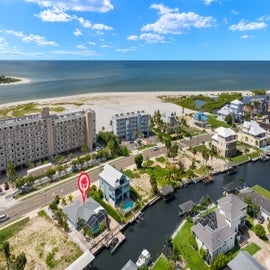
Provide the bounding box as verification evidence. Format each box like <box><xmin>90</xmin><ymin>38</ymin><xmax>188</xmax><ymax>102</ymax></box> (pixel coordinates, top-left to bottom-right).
<box><xmin>0</xmin><ymin>90</ymin><xmax>256</xmax><ymax>132</ymax></box>
<box><xmin>0</xmin><ymin>76</ymin><xmax>31</xmax><ymax>86</ymax></box>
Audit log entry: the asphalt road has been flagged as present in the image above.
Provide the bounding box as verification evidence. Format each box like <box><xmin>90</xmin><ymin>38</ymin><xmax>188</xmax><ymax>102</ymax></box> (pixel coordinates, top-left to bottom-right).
<box><xmin>0</xmin><ymin>146</ymin><xmax>167</xmax><ymax>227</ymax></box>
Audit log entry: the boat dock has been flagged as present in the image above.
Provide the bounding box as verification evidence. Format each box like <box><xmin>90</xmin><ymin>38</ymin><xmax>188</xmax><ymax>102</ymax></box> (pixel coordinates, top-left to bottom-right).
<box><xmin>202</xmin><ymin>175</ymin><xmax>214</xmax><ymax>184</ymax></box>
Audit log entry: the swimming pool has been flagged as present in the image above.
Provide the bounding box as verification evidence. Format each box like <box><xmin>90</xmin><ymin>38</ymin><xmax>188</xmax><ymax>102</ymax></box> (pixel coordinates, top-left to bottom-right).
<box><xmin>123</xmin><ymin>201</ymin><xmax>134</xmax><ymax>211</ymax></box>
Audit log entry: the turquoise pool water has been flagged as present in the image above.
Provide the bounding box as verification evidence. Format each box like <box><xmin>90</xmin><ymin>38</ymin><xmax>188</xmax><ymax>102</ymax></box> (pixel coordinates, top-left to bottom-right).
<box><xmin>123</xmin><ymin>201</ymin><xmax>134</xmax><ymax>211</ymax></box>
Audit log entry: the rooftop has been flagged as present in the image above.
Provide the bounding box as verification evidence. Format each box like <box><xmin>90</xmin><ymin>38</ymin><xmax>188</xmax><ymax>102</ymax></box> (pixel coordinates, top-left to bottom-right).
<box><xmin>212</xmin><ymin>127</ymin><xmax>236</xmax><ymax>139</ymax></box>
<box><xmin>242</xmin><ymin>120</ymin><xmax>266</xmax><ymax>137</ymax></box>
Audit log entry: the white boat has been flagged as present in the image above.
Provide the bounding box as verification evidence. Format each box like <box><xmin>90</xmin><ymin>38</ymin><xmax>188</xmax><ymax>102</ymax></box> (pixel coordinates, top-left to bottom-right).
<box><xmin>136</xmin><ymin>249</ymin><xmax>151</xmax><ymax>267</ymax></box>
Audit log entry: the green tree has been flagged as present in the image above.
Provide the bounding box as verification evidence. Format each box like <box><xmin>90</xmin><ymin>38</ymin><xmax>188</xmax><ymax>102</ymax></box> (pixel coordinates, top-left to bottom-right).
<box><xmin>68</xmin><ymin>153</ymin><xmax>73</xmax><ymax>161</ymax></box>
<box><xmin>81</xmin><ymin>143</ymin><xmax>88</xmax><ymax>154</ymax></box>
<box><xmin>135</xmin><ymin>154</ymin><xmax>143</xmax><ymax>169</ymax></box>
<box><xmin>210</xmin><ymin>253</ymin><xmax>229</xmax><ymax>270</ymax></box>
<box><xmin>61</xmin><ymin>197</ymin><xmax>67</xmax><ymax>206</ymax></box>
<box><xmin>13</xmin><ymin>252</ymin><xmax>27</xmax><ymax>270</ymax></box>
<box><xmin>225</xmin><ymin>113</ymin><xmax>233</xmax><ymax>125</ymax></box>
<box><xmin>254</xmin><ymin>224</ymin><xmax>267</xmax><ymax>239</ymax></box>
<box><xmin>3</xmin><ymin>241</ymin><xmax>11</xmax><ymax>269</ymax></box>
<box><xmin>67</xmin><ymin>193</ymin><xmax>73</xmax><ymax>204</ymax></box>
<box><xmin>46</xmin><ymin>167</ymin><xmax>56</xmax><ymax>180</ymax></box>
<box><xmin>6</xmin><ymin>160</ymin><xmax>16</xmax><ymax>182</ymax></box>
<box><xmin>170</xmin><ymin>144</ymin><xmax>179</xmax><ymax>159</ymax></box>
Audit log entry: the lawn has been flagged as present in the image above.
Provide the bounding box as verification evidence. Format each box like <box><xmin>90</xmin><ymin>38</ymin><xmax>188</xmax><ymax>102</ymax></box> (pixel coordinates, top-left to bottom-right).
<box><xmin>208</xmin><ymin>115</ymin><xmax>230</xmax><ymax>128</ymax></box>
<box><xmin>252</xmin><ymin>185</ymin><xmax>270</xmax><ymax>200</ymax></box>
<box><xmin>173</xmin><ymin>221</ymin><xmax>209</xmax><ymax>270</ymax></box>
<box><xmin>152</xmin><ymin>253</ymin><xmax>169</xmax><ymax>270</ymax></box>
<box><xmin>229</xmin><ymin>242</ymin><xmax>261</xmax><ymax>259</ymax></box>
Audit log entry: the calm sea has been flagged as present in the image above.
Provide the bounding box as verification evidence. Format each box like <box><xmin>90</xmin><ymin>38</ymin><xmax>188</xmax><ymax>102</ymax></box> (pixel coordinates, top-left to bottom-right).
<box><xmin>0</xmin><ymin>61</ymin><xmax>270</xmax><ymax>105</ymax></box>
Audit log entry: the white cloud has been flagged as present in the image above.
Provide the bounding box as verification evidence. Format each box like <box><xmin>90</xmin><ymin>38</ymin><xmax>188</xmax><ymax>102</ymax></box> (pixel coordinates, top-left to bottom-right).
<box><xmin>229</xmin><ymin>19</ymin><xmax>267</xmax><ymax>31</ymax></box>
<box><xmin>101</xmin><ymin>44</ymin><xmax>112</xmax><ymax>48</ymax></box>
<box><xmin>127</xmin><ymin>35</ymin><xmax>138</xmax><ymax>41</ymax></box>
<box><xmin>88</xmin><ymin>41</ymin><xmax>96</xmax><ymax>45</ymax></box>
<box><xmin>35</xmin><ymin>7</ymin><xmax>72</xmax><ymax>22</ymax></box>
<box><xmin>25</xmin><ymin>0</ymin><xmax>114</xmax><ymax>13</ymax></box>
<box><xmin>3</xmin><ymin>29</ymin><xmax>58</xmax><ymax>46</ymax></box>
<box><xmin>241</xmin><ymin>34</ymin><xmax>249</xmax><ymax>39</ymax></box>
<box><xmin>150</xmin><ymin>4</ymin><xmax>178</xmax><ymax>15</ymax></box>
<box><xmin>92</xmin><ymin>23</ymin><xmax>113</xmax><ymax>31</ymax></box>
<box><xmin>142</xmin><ymin>4</ymin><xmax>215</xmax><ymax>34</ymax></box>
<box><xmin>203</xmin><ymin>0</ymin><xmax>216</xmax><ymax>5</ymax></box>
<box><xmin>74</xmin><ymin>28</ymin><xmax>82</xmax><ymax>36</ymax></box>
<box><xmin>0</xmin><ymin>37</ymin><xmax>8</xmax><ymax>45</ymax></box>
<box><xmin>115</xmin><ymin>47</ymin><xmax>136</xmax><ymax>53</ymax></box>
<box><xmin>231</xmin><ymin>9</ymin><xmax>239</xmax><ymax>15</ymax></box>
<box><xmin>77</xmin><ymin>17</ymin><xmax>92</xmax><ymax>28</ymax></box>
<box><xmin>52</xmin><ymin>49</ymin><xmax>97</xmax><ymax>56</ymax></box>
<box><xmin>139</xmin><ymin>33</ymin><xmax>164</xmax><ymax>43</ymax></box>
<box><xmin>77</xmin><ymin>44</ymin><xmax>87</xmax><ymax>49</ymax></box>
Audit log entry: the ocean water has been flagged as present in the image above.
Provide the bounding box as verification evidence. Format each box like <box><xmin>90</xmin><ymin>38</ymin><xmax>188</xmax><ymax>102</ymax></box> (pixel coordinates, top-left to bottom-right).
<box><xmin>0</xmin><ymin>61</ymin><xmax>270</xmax><ymax>105</ymax></box>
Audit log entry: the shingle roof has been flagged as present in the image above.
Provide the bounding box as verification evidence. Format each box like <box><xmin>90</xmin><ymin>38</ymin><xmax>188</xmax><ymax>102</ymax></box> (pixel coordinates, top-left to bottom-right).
<box><xmin>217</xmin><ymin>194</ymin><xmax>247</xmax><ymax>220</ymax></box>
<box><xmin>228</xmin><ymin>251</ymin><xmax>265</xmax><ymax>270</ymax></box>
<box><xmin>63</xmin><ymin>197</ymin><xmax>103</xmax><ymax>226</ymax></box>
<box><xmin>99</xmin><ymin>164</ymin><xmax>129</xmax><ymax>187</ymax></box>
<box><xmin>192</xmin><ymin>210</ymin><xmax>236</xmax><ymax>252</ymax></box>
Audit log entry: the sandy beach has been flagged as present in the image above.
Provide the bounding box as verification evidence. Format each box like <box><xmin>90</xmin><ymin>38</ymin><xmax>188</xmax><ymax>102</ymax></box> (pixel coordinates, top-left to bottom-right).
<box><xmin>0</xmin><ymin>76</ymin><xmax>31</xmax><ymax>86</ymax></box>
<box><xmin>0</xmin><ymin>88</ymin><xmax>255</xmax><ymax>132</ymax></box>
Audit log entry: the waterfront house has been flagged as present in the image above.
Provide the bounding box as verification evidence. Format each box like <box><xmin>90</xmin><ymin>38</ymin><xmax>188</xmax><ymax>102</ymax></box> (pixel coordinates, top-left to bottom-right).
<box><xmin>227</xmin><ymin>251</ymin><xmax>265</xmax><ymax>270</ymax></box>
<box><xmin>161</xmin><ymin>111</ymin><xmax>179</xmax><ymax>134</ymax></box>
<box><xmin>193</xmin><ymin>111</ymin><xmax>209</xmax><ymax>128</ymax></box>
<box><xmin>63</xmin><ymin>198</ymin><xmax>108</xmax><ymax>234</ymax></box>
<box><xmin>112</xmin><ymin>111</ymin><xmax>150</xmax><ymax>141</ymax></box>
<box><xmin>217</xmin><ymin>99</ymin><xmax>243</xmax><ymax>123</ymax></box>
<box><xmin>211</xmin><ymin>127</ymin><xmax>237</xmax><ymax>157</ymax></box>
<box><xmin>249</xmin><ymin>97</ymin><xmax>268</xmax><ymax>116</ymax></box>
<box><xmin>66</xmin><ymin>250</ymin><xmax>95</xmax><ymax>270</ymax></box>
<box><xmin>192</xmin><ymin>194</ymin><xmax>247</xmax><ymax>264</ymax></box>
<box><xmin>99</xmin><ymin>164</ymin><xmax>130</xmax><ymax>207</ymax></box>
<box><xmin>178</xmin><ymin>200</ymin><xmax>195</xmax><ymax>217</ymax></box>
<box><xmin>237</xmin><ymin>120</ymin><xmax>270</xmax><ymax>148</ymax></box>
<box><xmin>238</xmin><ymin>187</ymin><xmax>270</xmax><ymax>220</ymax></box>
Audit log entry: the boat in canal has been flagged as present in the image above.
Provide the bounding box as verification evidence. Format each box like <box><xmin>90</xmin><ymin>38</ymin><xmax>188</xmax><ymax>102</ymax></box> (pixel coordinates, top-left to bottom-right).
<box><xmin>136</xmin><ymin>249</ymin><xmax>151</xmax><ymax>267</ymax></box>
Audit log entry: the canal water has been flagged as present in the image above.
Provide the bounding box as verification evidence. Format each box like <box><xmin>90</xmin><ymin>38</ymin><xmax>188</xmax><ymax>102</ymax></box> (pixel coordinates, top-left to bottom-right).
<box><xmin>93</xmin><ymin>160</ymin><xmax>270</xmax><ymax>270</ymax></box>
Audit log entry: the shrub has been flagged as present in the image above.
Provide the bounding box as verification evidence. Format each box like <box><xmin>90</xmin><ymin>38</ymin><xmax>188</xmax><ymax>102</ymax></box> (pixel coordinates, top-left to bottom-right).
<box><xmin>254</xmin><ymin>224</ymin><xmax>267</xmax><ymax>240</ymax></box>
<box><xmin>200</xmin><ymin>247</ymin><xmax>206</xmax><ymax>260</ymax></box>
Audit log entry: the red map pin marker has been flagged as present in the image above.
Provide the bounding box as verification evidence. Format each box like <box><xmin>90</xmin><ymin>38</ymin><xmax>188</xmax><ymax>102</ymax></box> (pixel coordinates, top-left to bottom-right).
<box><xmin>78</xmin><ymin>172</ymin><xmax>91</xmax><ymax>204</ymax></box>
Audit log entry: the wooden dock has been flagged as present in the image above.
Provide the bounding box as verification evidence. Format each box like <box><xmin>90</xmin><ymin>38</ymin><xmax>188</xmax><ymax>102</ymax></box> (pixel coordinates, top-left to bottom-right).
<box><xmin>202</xmin><ymin>175</ymin><xmax>214</xmax><ymax>184</ymax></box>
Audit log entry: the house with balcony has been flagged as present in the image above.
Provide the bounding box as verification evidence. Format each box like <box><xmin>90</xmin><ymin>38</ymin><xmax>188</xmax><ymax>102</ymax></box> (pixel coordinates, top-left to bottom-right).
<box><xmin>211</xmin><ymin>127</ymin><xmax>237</xmax><ymax>157</ymax></box>
<box><xmin>217</xmin><ymin>99</ymin><xmax>243</xmax><ymax>123</ymax></box>
<box><xmin>99</xmin><ymin>164</ymin><xmax>130</xmax><ymax>207</ymax></box>
<box><xmin>237</xmin><ymin>120</ymin><xmax>270</xmax><ymax>148</ymax></box>
<box><xmin>192</xmin><ymin>194</ymin><xmax>247</xmax><ymax>264</ymax></box>
<box><xmin>193</xmin><ymin>111</ymin><xmax>209</xmax><ymax>128</ymax></box>
<box><xmin>161</xmin><ymin>111</ymin><xmax>179</xmax><ymax>134</ymax></box>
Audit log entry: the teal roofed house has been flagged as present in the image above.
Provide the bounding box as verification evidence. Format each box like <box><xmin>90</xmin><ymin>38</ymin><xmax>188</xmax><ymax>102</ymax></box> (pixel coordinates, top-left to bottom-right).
<box><xmin>63</xmin><ymin>197</ymin><xmax>108</xmax><ymax>234</ymax></box>
<box><xmin>99</xmin><ymin>164</ymin><xmax>130</xmax><ymax>207</ymax></box>
<box><xmin>193</xmin><ymin>111</ymin><xmax>209</xmax><ymax>127</ymax></box>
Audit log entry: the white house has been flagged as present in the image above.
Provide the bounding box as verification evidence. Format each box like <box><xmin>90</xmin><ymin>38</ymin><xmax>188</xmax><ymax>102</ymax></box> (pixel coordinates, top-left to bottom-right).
<box><xmin>217</xmin><ymin>99</ymin><xmax>243</xmax><ymax>123</ymax></box>
<box><xmin>192</xmin><ymin>194</ymin><xmax>247</xmax><ymax>264</ymax></box>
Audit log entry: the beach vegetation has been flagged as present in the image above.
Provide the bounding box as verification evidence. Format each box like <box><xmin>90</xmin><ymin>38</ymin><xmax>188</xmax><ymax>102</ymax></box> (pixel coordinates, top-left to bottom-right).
<box><xmin>0</xmin><ymin>75</ymin><xmax>21</xmax><ymax>84</ymax></box>
<box><xmin>251</xmin><ymin>89</ymin><xmax>266</xmax><ymax>96</ymax></box>
<box><xmin>159</xmin><ymin>92</ymin><xmax>242</xmax><ymax>113</ymax></box>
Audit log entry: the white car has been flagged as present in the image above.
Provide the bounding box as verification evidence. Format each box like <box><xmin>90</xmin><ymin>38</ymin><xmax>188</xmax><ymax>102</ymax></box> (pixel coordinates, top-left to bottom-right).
<box><xmin>0</xmin><ymin>214</ymin><xmax>10</xmax><ymax>223</ymax></box>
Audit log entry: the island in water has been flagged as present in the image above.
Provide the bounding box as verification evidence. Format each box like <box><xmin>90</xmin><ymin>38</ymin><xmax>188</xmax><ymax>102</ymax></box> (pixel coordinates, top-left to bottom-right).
<box><xmin>0</xmin><ymin>75</ymin><xmax>21</xmax><ymax>84</ymax></box>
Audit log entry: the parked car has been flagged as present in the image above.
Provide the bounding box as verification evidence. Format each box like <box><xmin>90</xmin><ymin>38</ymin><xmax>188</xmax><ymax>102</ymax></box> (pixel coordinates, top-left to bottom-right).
<box><xmin>4</xmin><ymin>182</ymin><xmax>9</xmax><ymax>190</ymax></box>
<box><xmin>0</xmin><ymin>214</ymin><xmax>10</xmax><ymax>223</ymax></box>
<box><xmin>258</xmin><ymin>214</ymin><xmax>265</xmax><ymax>224</ymax></box>
<box><xmin>153</xmin><ymin>146</ymin><xmax>159</xmax><ymax>151</ymax></box>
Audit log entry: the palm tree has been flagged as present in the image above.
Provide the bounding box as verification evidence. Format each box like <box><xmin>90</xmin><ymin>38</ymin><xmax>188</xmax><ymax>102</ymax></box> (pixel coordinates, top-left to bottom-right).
<box><xmin>67</xmin><ymin>194</ymin><xmax>73</xmax><ymax>204</ymax></box>
<box><xmin>6</xmin><ymin>160</ymin><xmax>16</xmax><ymax>182</ymax></box>
<box><xmin>61</xmin><ymin>197</ymin><xmax>67</xmax><ymax>206</ymax></box>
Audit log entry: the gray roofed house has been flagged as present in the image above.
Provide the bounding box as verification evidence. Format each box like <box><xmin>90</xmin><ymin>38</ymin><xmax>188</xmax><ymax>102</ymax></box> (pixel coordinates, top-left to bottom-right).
<box><xmin>192</xmin><ymin>194</ymin><xmax>247</xmax><ymax>264</ymax></box>
<box><xmin>238</xmin><ymin>187</ymin><xmax>270</xmax><ymax>218</ymax></box>
<box><xmin>121</xmin><ymin>260</ymin><xmax>138</xmax><ymax>270</ymax></box>
<box><xmin>227</xmin><ymin>251</ymin><xmax>266</xmax><ymax>270</ymax></box>
<box><xmin>178</xmin><ymin>200</ymin><xmax>195</xmax><ymax>216</ymax></box>
<box><xmin>63</xmin><ymin>197</ymin><xmax>108</xmax><ymax>234</ymax></box>
<box><xmin>159</xmin><ymin>185</ymin><xmax>174</xmax><ymax>200</ymax></box>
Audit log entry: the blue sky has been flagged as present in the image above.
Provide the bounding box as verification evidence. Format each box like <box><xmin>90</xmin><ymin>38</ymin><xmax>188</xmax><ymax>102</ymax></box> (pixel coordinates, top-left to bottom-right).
<box><xmin>0</xmin><ymin>0</ymin><xmax>270</xmax><ymax>60</ymax></box>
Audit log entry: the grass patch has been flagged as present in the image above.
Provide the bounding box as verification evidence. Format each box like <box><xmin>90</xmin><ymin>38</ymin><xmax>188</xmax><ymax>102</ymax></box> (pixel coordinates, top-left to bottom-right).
<box><xmin>208</xmin><ymin>115</ymin><xmax>230</xmax><ymax>128</ymax></box>
<box><xmin>143</xmin><ymin>165</ymin><xmax>169</xmax><ymax>187</ymax></box>
<box><xmin>242</xmin><ymin>242</ymin><xmax>261</xmax><ymax>255</ymax></box>
<box><xmin>122</xmin><ymin>169</ymin><xmax>140</xmax><ymax>179</ymax></box>
<box><xmin>229</xmin><ymin>154</ymin><xmax>249</xmax><ymax>164</ymax></box>
<box><xmin>199</xmin><ymin>205</ymin><xmax>218</xmax><ymax>217</ymax></box>
<box><xmin>245</xmin><ymin>214</ymin><xmax>255</xmax><ymax>229</ymax></box>
<box><xmin>251</xmin><ymin>90</ymin><xmax>266</xmax><ymax>96</ymax></box>
<box><xmin>0</xmin><ymin>217</ymin><xmax>29</xmax><ymax>243</ymax></box>
<box><xmin>137</xmin><ymin>144</ymin><xmax>155</xmax><ymax>151</ymax></box>
<box><xmin>50</xmin><ymin>107</ymin><xmax>65</xmax><ymax>112</ymax></box>
<box><xmin>156</xmin><ymin>156</ymin><xmax>166</xmax><ymax>163</ymax></box>
<box><xmin>173</xmin><ymin>221</ymin><xmax>208</xmax><ymax>270</ymax></box>
<box><xmin>252</xmin><ymin>185</ymin><xmax>270</xmax><ymax>200</ymax></box>
<box><xmin>152</xmin><ymin>253</ymin><xmax>169</xmax><ymax>270</ymax></box>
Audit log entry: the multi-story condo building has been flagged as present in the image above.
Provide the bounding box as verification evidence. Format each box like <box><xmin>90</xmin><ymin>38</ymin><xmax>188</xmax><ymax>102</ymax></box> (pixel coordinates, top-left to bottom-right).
<box><xmin>211</xmin><ymin>127</ymin><xmax>237</xmax><ymax>157</ymax></box>
<box><xmin>161</xmin><ymin>111</ymin><xmax>179</xmax><ymax>134</ymax></box>
<box><xmin>0</xmin><ymin>107</ymin><xmax>96</xmax><ymax>172</ymax></box>
<box><xmin>112</xmin><ymin>111</ymin><xmax>150</xmax><ymax>141</ymax></box>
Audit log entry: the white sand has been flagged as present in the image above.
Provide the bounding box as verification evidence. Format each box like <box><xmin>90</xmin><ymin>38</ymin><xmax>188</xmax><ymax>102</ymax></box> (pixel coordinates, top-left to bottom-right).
<box><xmin>0</xmin><ymin>76</ymin><xmax>31</xmax><ymax>86</ymax></box>
<box><xmin>0</xmin><ymin>90</ymin><xmax>254</xmax><ymax>132</ymax></box>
